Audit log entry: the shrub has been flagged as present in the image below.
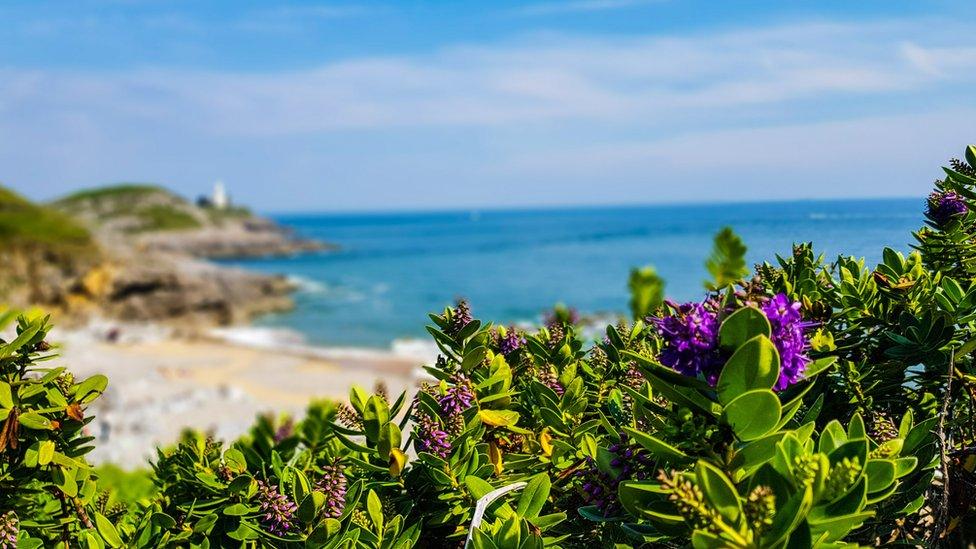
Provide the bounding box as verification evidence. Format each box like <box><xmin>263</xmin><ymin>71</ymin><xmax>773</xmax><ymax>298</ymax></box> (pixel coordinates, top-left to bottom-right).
<box><xmin>3</xmin><ymin>145</ymin><xmax>976</xmax><ymax>548</ymax></box>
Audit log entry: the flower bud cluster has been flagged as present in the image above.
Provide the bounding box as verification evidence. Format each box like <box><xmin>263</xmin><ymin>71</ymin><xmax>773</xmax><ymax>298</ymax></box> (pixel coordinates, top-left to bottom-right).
<box><xmin>657</xmin><ymin>470</ymin><xmax>722</xmax><ymax>533</ymax></box>
<box><xmin>255</xmin><ymin>480</ymin><xmax>298</xmax><ymax>536</ymax></box>
<box><xmin>0</xmin><ymin>511</ymin><xmax>18</xmax><ymax>549</ymax></box>
<box><xmin>317</xmin><ymin>459</ymin><xmax>347</xmax><ymax>519</ymax></box>
<box><xmin>824</xmin><ymin>457</ymin><xmax>862</xmax><ymax>501</ymax></box>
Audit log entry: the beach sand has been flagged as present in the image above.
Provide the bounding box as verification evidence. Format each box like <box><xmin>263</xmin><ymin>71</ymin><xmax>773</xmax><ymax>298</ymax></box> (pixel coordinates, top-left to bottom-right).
<box><xmin>55</xmin><ymin>331</ymin><xmax>423</xmax><ymax>468</ymax></box>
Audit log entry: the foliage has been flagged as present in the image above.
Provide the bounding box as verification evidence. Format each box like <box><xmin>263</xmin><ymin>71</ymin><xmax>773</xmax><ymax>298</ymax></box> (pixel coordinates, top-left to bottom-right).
<box><xmin>4</xmin><ymin>146</ymin><xmax>976</xmax><ymax>547</ymax></box>
<box><xmin>706</xmin><ymin>226</ymin><xmax>749</xmax><ymax>291</ymax></box>
<box><xmin>0</xmin><ymin>312</ymin><xmax>112</xmax><ymax>547</ymax></box>
<box><xmin>628</xmin><ymin>266</ymin><xmax>665</xmax><ymax>321</ymax></box>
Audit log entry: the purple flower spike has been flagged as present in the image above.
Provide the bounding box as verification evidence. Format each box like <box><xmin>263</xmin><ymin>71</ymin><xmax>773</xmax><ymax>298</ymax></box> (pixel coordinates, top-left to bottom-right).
<box><xmin>652</xmin><ymin>301</ymin><xmax>723</xmax><ymax>384</ymax></box>
<box><xmin>414</xmin><ymin>413</ymin><xmax>452</xmax><ymax>458</ymax></box>
<box><xmin>927</xmin><ymin>191</ymin><xmax>968</xmax><ymax>227</ymax></box>
<box><xmin>317</xmin><ymin>459</ymin><xmax>347</xmax><ymax>519</ymax></box>
<box><xmin>497</xmin><ymin>327</ymin><xmax>525</xmax><ymax>356</ymax></box>
<box><xmin>0</xmin><ymin>511</ymin><xmax>17</xmax><ymax>549</ymax></box>
<box><xmin>438</xmin><ymin>374</ymin><xmax>476</xmax><ymax>416</ymax></box>
<box><xmin>761</xmin><ymin>294</ymin><xmax>815</xmax><ymax>390</ymax></box>
<box><xmin>256</xmin><ymin>480</ymin><xmax>298</xmax><ymax>536</ymax></box>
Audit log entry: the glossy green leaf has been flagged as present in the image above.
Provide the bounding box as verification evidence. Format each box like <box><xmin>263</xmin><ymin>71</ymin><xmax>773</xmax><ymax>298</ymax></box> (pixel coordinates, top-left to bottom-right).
<box><xmin>695</xmin><ymin>461</ymin><xmax>742</xmax><ymax>524</ymax></box>
<box><xmin>719</xmin><ymin>306</ymin><xmax>771</xmax><ymax>349</ymax></box>
<box><xmin>716</xmin><ymin>336</ymin><xmax>780</xmax><ymax>404</ymax></box>
<box><xmin>723</xmin><ymin>389</ymin><xmax>781</xmax><ymax>441</ymax></box>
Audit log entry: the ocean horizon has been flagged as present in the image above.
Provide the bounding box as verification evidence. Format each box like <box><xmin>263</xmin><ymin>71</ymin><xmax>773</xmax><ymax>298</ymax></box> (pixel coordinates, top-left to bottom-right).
<box><xmin>222</xmin><ymin>197</ymin><xmax>925</xmax><ymax>349</ymax></box>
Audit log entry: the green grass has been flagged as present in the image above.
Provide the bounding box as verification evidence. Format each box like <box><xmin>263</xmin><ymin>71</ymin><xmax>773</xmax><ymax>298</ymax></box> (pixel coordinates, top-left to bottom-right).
<box><xmin>135</xmin><ymin>204</ymin><xmax>202</xmax><ymax>232</ymax></box>
<box><xmin>53</xmin><ymin>183</ymin><xmax>167</xmax><ymax>205</ymax></box>
<box><xmin>0</xmin><ymin>186</ymin><xmax>94</xmax><ymax>252</ymax></box>
<box><xmin>53</xmin><ymin>183</ymin><xmax>205</xmax><ymax>233</ymax></box>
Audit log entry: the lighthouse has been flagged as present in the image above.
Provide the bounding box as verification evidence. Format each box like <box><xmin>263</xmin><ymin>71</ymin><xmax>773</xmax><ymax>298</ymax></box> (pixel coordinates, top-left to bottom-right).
<box><xmin>212</xmin><ymin>180</ymin><xmax>229</xmax><ymax>210</ymax></box>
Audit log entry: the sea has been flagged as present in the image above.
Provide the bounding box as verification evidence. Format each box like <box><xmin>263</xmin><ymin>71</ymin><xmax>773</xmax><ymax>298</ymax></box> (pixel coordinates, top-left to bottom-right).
<box><xmin>219</xmin><ymin>198</ymin><xmax>923</xmax><ymax>351</ymax></box>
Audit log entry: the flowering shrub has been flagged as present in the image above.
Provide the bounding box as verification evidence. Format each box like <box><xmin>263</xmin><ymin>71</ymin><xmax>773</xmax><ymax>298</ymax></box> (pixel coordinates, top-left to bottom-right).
<box><xmin>2</xmin><ymin>145</ymin><xmax>976</xmax><ymax>547</ymax></box>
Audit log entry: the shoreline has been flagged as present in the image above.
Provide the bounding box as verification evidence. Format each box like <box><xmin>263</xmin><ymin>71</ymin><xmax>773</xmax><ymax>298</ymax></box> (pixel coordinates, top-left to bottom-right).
<box><xmin>55</xmin><ymin>322</ymin><xmax>427</xmax><ymax>469</ymax></box>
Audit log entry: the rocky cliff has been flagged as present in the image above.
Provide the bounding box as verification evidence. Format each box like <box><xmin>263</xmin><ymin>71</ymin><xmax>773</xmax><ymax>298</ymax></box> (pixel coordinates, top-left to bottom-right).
<box><xmin>1</xmin><ymin>184</ymin><xmax>327</xmax><ymax>328</ymax></box>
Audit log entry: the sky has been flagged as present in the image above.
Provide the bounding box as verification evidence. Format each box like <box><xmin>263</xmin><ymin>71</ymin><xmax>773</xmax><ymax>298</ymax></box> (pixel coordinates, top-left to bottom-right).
<box><xmin>1</xmin><ymin>0</ymin><xmax>975</xmax><ymax>212</ymax></box>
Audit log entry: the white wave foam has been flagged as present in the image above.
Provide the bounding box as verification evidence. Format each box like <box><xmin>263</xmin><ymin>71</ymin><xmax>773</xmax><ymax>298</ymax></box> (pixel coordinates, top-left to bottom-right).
<box><xmin>286</xmin><ymin>275</ymin><xmax>329</xmax><ymax>294</ymax></box>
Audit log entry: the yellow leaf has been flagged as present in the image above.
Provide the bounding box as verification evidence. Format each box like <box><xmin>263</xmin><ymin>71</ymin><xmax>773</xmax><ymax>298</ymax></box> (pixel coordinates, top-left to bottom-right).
<box><xmin>39</xmin><ymin>440</ymin><xmax>55</xmax><ymax>465</ymax></box>
<box><xmin>539</xmin><ymin>429</ymin><xmax>553</xmax><ymax>457</ymax></box>
<box><xmin>388</xmin><ymin>448</ymin><xmax>407</xmax><ymax>477</ymax></box>
<box><xmin>478</xmin><ymin>409</ymin><xmax>519</xmax><ymax>427</ymax></box>
<box><xmin>488</xmin><ymin>441</ymin><xmax>503</xmax><ymax>476</ymax></box>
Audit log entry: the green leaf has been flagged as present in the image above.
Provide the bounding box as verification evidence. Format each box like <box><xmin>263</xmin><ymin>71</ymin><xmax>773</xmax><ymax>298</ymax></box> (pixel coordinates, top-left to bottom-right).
<box><xmin>864</xmin><ymin>459</ymin><xmax>896</xmax><ymax>494</ymax></box>
<box><xmin>479</xmin><ymin>409</ymin><xmax>520</xmax><ymax>427</ymax></box>
<box><xmin>75</xmin><ymin>375</ymin><xmax>109</xmax><ymax>404</ymax></box>
<box><xmin>18</xmin><ymin>411</ymin><xmax>52</xmax><ymax>430</ymax></box>
<box><xmin>0</xmin><ymin>320</ymin><xmax>43</xmax><ymax>359</ymax></box>
<box><xmin>193</xmin><ymin>513</ymin><xmax>219</xmax><ymax>534</ymax></box>
<box><xmin>515</xmin><ymin>473</ymin><xmax>551</xmax><ymax>519</ymax></box>
<box><xmin>723</xmin><ymin>389</ymin><xmax>781</xmax><ymax>441</ymax></box>
<box><xmin>223</xmin><ymin>503</ymin><xmax>251</xmax><ymax>516</ymax></box>
<box><xmin>367</xmin><ymin>489</ymin><xmax>384</xmax><ymax>531</ymax></box>
<box><xmin>704</xmin><ymin>227</ymin><xmax>749</xmax><ymax>290</ymax></box>
<box><xmin>151</xmin><ymin>512</ymin><xmax>177</xmax><ymax>529</ymax></box>
<box><xmin>629</xmin><ymin>265</ymin><xmax>665</xmax><ymax>321</ymax></box>
<box><xmin>0</xmin><ymin>381</ymin><xmax>12</xmax><ymax>409</ymax></box>
<box><xmin>808</xmin><ymin>512</ymin><xmax>874</xmax><ymax>543</ymax></box>
<box><xmin>695</xmin><ymin>461</ymin><xmax>742</xmax><ymax>524</ymax></box>
<box><xmin>719</xmin><ymin>307</ymin><xmax>771</xmax><ymax>350</ymax></box>
<box><xmin>377</xmin><ymin>422</ymin><xmax>402</xmax><ymax>460</ymax></box>
<box><xmin>692</xmin><ymin>530</ymin><xmax>724</xmax><ymax>549</ymax></box>
<box><xmin>802</xmin><ymin>357</ymin><xmax>836</xmax><ymax>379</ymax></box>
<box><xmin>95</xmin><ymin>512</ymin><xmax>124</xmax><ymax>548</ymax></box>
<box><xmin>362</xmin><ymin>395</ymin><xmax>390</xmax><ymax>442</ymax></box>
<box><xmin>716</xmin><ymin>336</ymin><xmax>780</xmax><ymax>404</ymax></box>
<box><xmin>761</xmin><ymin>486</ymin><xmax>812</xmax><ymax>546</ymax></box>
<box><xmin>622</xmin><ymin>427</ymin><xmax>690</xmax><ymax>463</ymax></box>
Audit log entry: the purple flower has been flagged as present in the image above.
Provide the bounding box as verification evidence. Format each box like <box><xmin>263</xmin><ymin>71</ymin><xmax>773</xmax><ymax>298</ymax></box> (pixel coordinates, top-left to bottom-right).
<box><xmin>761</xmin><ymin>294</ymin><xmax>815</xmax><ymax>390</ymax></box>
<box><xmin>448</xmin><ymin>300</ymin><xmax>473</xmax><ymax>337</ymax></box>
<box><xmin>578</xmin><ymin>433</ymin><xmax>653</xmax><ymax>517</ymax></box>
<box><xmin>414</xmin><ymin>413</ymin><xmax>451</xmax><ymax>458</ymax></box>
<box><xmin>652</xmin><ymin>301</ymin><xmax>723</xmax><ymax>384</ymax></box>
<box><xmin>927</xmin><ymin>191</ymin><xmax>968</xmax><ymax>227</ymax></box>
<box><xmin>539</xmin><ymin>368</ymin><xmax>564</xmax><ymax>396</ymax></box>
<box><xmin>497</xmin><ymin>327</ymin><xmax>525</xmax><ymax>356</ymax></box>
<box><xmin>317</xmin><ymin>459</ymin><xmax>347</xmax><ymax>519</ymax></box>
<box><xmin>256</xmin><ymin>480</ymin><xmax>298</xmax><ymax>536</ymax></box>
<box><xmin>273</xmin><ymin>418</ymin><xmax>295</xmax><ymax>443</ymax></box>
<box><xmin>438</xmin><ymin>374</ymin><xmax>476</xmax><ymax>416</ymax></box>
<box><xmin>0</xmin><ymin>511</ymin><xmax>17</xmax><ymax>549</ymax></box>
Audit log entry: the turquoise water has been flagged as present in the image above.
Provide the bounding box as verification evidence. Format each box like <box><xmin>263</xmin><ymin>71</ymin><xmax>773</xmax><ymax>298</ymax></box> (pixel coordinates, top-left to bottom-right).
<box><xmin>223</xmin><ymin>199</ymin><xmax>922</xmax><ymax>348</ymax></box>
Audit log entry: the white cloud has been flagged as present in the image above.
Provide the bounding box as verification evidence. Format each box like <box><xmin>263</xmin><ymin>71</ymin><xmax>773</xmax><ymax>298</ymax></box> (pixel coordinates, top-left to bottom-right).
<box><xmin>3</xmin><ymin>17</ymin><xmax>975</xmax><ymax>208</ymax></box>
<box><xmin>5</xmin><ymin>19</ymin><xmax>973</xmax><ymax>138</ymax></box>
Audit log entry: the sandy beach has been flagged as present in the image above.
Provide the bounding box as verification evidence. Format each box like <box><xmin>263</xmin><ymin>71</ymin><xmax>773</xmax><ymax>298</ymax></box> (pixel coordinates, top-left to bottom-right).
<box><xmin>55</xmin><ymin>326</ymin><xmax>425</xmax><ymax>468</ymax></box>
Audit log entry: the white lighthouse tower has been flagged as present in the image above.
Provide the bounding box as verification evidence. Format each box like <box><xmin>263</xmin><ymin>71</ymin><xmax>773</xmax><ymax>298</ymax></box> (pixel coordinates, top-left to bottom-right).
<box><xmin>212</xmin><ymin>180</ymin><xmax>229</xmax><ymax>210</ymax></box>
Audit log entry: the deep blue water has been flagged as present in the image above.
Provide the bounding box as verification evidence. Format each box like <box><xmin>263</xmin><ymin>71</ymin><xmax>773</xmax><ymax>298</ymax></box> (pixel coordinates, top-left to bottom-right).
<box><xmin>222</xmin><ymin>199</ymin><xmax>923</xmax><ymax>348</ymax></box>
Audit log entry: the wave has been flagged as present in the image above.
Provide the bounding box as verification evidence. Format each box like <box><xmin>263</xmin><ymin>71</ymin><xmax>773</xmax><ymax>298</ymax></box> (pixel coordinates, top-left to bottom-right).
<box><xmin>208</xmin><ymin>326</ymin><xmax>439</xmax><ymax>364</ymax></box>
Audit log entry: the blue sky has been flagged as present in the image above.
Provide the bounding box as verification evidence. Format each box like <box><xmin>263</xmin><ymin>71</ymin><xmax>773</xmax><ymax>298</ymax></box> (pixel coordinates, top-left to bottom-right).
<box><xmin>2</xmin><ymin>0</ymin><xmax>974</xmax><ymax>212</ymax></box>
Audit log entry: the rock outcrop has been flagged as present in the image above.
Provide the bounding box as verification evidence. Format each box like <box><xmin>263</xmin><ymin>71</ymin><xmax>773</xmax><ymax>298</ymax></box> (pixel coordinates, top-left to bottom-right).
<box><xmin>1</xmin><ymin>184</ymin><xmax>326</xmax><ymax>328</ymax></box>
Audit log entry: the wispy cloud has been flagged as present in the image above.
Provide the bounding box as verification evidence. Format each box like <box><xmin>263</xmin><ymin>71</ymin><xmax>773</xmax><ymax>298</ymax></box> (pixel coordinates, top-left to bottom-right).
<box><xmin>3</xmin><ymin>17</ymin><xmax>975</xmax><ymax>208</ymax></box>
<box><xmin>512</xmin><ymin>0</ymin><xmax>664</xmax><ymax>17</ymax></box>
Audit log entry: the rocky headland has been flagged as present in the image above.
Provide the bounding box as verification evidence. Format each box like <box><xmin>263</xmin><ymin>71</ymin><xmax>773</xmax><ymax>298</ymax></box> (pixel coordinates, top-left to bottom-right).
<box><xmin>0</xmin><ymin>184</ymin><xmax>331</xmax><ymax>329</ymax></box>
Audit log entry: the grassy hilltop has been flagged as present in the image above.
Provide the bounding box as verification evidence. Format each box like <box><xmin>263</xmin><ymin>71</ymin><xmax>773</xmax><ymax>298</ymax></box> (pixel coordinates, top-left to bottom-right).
<box><xmin>0</xmin><ymin>186</ymin><xmax>95</xmax><ymax>255</ymax></box>
<box><xmin>51</xmin><ymin>183</ymin><xmax>251</xmax><ymax>233</ymax></box>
